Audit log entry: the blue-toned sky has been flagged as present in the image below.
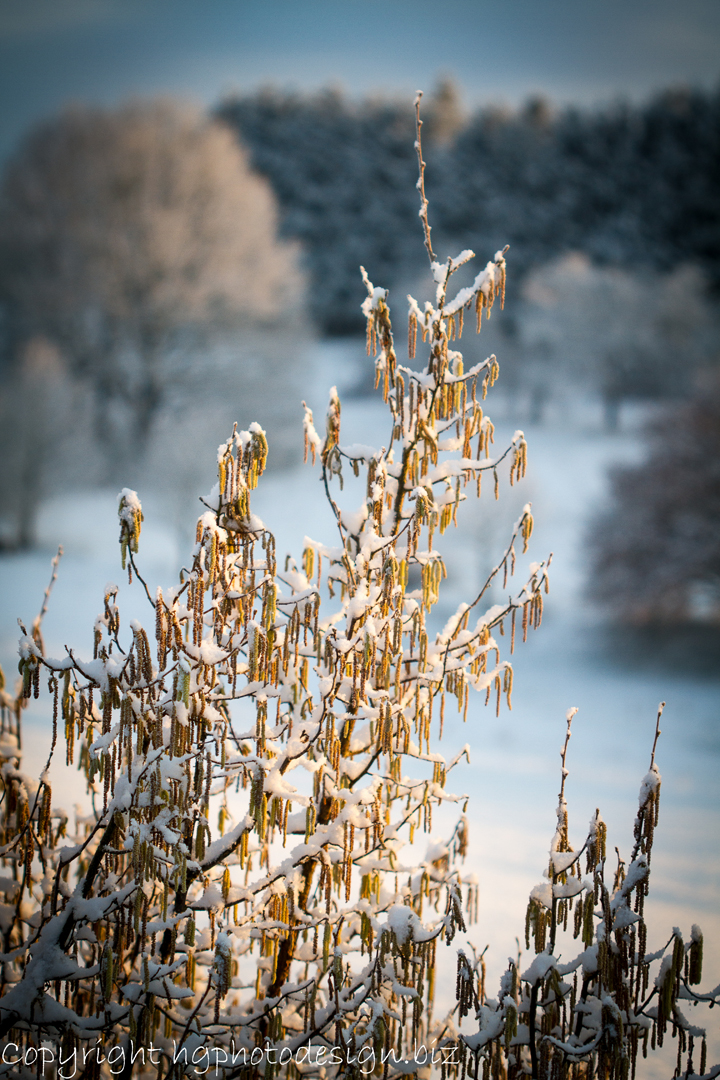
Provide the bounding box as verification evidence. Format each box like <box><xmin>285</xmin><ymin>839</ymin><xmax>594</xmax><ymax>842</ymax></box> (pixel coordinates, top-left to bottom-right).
<box><xmin>1</xmin><ymin>0</ymin><xmax>719</xmax><ymax>159</ymax></box>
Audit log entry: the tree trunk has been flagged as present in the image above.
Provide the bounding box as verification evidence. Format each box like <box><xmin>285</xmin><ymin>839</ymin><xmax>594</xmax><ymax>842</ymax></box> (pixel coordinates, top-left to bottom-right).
<box><xmin>603</xmin><ymin>393</ymin><xmax>620</xmax><ymax>431</ymax></box>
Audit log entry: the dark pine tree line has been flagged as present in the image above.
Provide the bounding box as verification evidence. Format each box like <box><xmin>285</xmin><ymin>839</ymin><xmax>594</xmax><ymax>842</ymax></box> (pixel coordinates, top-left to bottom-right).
<box><xmin>217</xmin><ymin>83</ymin><xmax>720</xmax><ymax>335</ymax></box>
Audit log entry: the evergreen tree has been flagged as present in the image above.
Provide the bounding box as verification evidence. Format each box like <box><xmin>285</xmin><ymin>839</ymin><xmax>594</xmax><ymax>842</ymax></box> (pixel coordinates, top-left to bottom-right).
<box><xmin>217</xmin><ymin>90</ymin><xmax>419</xmax><ymax>334</ymax></box>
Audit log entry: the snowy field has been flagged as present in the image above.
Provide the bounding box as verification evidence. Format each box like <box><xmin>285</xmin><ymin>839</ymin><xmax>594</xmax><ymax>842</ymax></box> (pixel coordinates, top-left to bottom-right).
<box><xmin>1</xmin><ymin>339</ymin><xmax>718</xmax><ymax>1075</ymax></box>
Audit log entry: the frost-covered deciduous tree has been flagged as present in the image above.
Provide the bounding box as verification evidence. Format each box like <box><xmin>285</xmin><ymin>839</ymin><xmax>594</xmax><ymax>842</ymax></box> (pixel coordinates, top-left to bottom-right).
<box><xmin>0</xmin><ymin>100</ymin><xmax>303</xmax><ymax>456</ymax></box>
<box><xmin>518</xmin><ymin>254</ymin><xmax>718</xmax><ymax>428</ymax></box>
<box><xmin>0</xmin><ymin>96</ymin><xmax>716</xmax><ymax>1080</ymax></box>
<box><xmin>589</xmin><ymin>372</ymin><xmax>720</xmax><ymax>624</ymax></box>
<box><xmin>0</xmin><ymin>336</ymin><xmax>79</xmax><ymax>549</ymax></box>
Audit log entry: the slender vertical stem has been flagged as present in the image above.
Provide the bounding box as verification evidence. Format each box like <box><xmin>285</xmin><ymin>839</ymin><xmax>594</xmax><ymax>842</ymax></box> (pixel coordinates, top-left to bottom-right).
<box><xmin>414</xmin><ymin>93</ymin><xmax>435</xmax><ymax>266</ymax></box>
<box><xmin>529</xmin><ymin>982</ymin><xmax>539</xmax><ymax>1079</ymax></box>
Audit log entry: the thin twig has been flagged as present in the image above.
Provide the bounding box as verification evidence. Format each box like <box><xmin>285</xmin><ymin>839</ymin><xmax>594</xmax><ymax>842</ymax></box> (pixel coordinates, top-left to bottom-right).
<box><xmin>650</xmin><ymin>701</ymin><xmax>664</xmax><ymax>767</ymax></box>
<box><xmin>414</xmin><ymin>92</ymin><xmax>435</xmax><ymax>265</ymax></box>
<box><xmin>31</xmin><ymin>545</ymin><xmax>63</xmax><ymax>650</ymax></box>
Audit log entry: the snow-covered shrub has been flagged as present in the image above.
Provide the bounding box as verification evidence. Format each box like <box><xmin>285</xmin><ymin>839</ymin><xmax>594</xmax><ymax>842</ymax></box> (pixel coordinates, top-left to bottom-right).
<box><xmin>0</xmin><ymin>95</ymin><xmax>716</xmax><ymax>1080</ymax></box>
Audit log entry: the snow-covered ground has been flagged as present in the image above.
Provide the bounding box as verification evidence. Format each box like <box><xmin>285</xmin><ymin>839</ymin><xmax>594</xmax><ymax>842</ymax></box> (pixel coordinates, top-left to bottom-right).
<box><xmin>1</xmin><ymin>338</ymin><xmax>718</xmax><ymax>1075</ymax></box>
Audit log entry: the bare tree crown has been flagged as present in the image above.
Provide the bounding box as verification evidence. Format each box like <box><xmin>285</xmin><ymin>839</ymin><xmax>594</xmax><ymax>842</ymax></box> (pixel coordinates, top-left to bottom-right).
<box><xmin>0</xmin><ymin>99</ymin><xmax>303</xmax><ymax>448</ymax></box>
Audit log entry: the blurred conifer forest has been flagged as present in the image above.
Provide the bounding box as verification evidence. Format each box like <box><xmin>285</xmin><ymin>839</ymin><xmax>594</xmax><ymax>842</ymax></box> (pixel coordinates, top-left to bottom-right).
<box><xmin>217</xmin><ymin>81</ymin><xmax>720</xmax><ymax>335</ymax></box>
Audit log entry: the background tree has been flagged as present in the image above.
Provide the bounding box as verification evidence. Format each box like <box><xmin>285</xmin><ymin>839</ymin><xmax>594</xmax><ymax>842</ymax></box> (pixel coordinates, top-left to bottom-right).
<box><xmin>589</xmin><ymin>371</ymin><xmax>720</xmax><ymax>624</ymax></box>
<box><xmin>0</xmin><ymin>336</ymin><xmax>83</xmax><ymax>549</ymax></box>
<box><xmin>217</xmin><ymin>87</ymin><xmax>420</xmax><ymax>335</ymax></box>
<box><xmin>421</xmin><ymin>77</ymin><xmax>465</xmax><ymax>147</ymax></box>
<box><xmin>517</xmin><ymin>255</ymin><xmax>718</xmax><ymax>427</ymax></box>
<box><xmin>0</xmin><ymin>99</ymin><xmax>304</xmax><ymax>462</ymax></box>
